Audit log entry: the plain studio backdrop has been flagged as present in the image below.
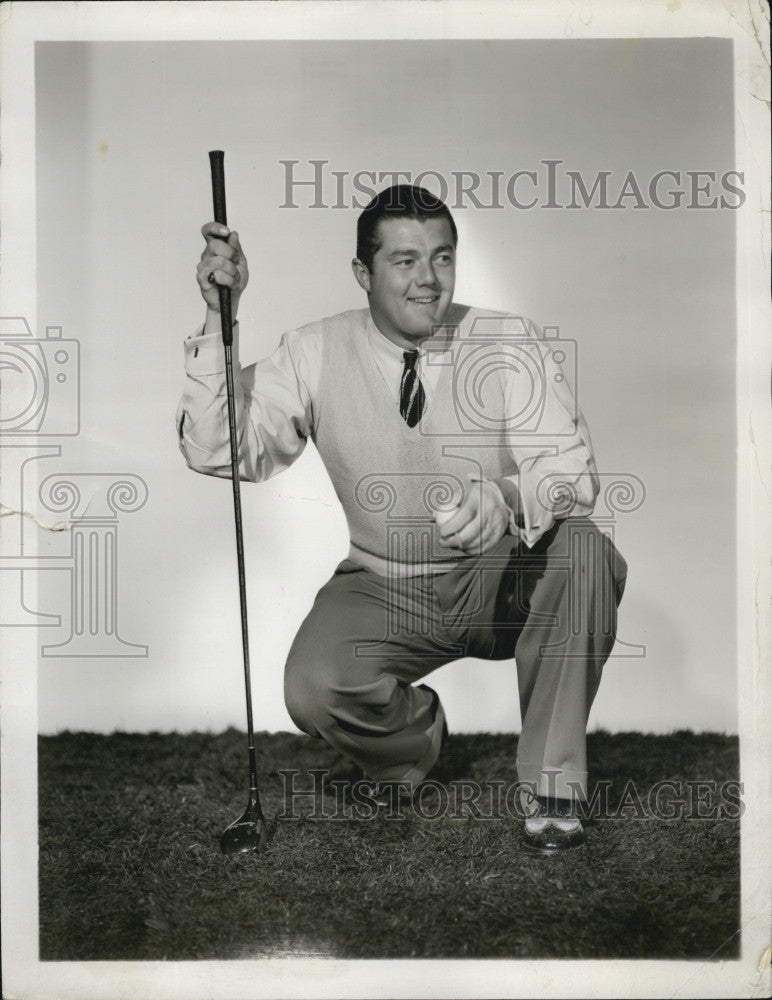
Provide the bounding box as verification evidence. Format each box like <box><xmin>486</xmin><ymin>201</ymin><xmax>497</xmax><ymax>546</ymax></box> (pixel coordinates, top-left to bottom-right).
<box><xmin>33</xmin><ymin>39</ymin><xmax>736</xmax><ymax>737</ymax></box>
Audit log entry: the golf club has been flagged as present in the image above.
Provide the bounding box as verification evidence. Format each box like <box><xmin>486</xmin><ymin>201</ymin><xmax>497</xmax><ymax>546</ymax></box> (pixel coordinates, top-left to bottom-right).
<box><xmin>208</xmin><ymin>149</ymin><xmax>269</xmax><ymax>855</ymax></box>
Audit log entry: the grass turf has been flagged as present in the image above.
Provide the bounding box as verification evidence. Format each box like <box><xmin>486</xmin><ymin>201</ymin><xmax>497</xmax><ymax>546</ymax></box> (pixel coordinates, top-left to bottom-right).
<box><xmin>38</xmin><ymin>730</ymin><xmax>740</xmax><ymax>961</ymax></box>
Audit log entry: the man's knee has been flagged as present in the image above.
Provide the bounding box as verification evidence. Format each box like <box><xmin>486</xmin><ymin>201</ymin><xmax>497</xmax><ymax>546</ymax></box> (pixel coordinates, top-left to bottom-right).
<box><xmin>554</xmin><ymin>518</ymin><xmax>625</xmax><ymax>591</ymax></box>
<box><xmin>283</xmin><ymin>652</ymin><xmax>333</xmax><ymax>737</ymax></box>
<box><xmin>542</xmin><ymin>519</ymin><xmax>627</xmax><ymax>650</ymax></box>
<box><xmin>284</xmin><ymin>647</ymin><xmax>398</xmax><ymax>738</ymax></box>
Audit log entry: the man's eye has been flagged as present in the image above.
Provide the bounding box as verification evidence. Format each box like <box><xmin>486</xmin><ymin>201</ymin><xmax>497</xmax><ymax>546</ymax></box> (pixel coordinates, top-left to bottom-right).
<box><xmin>436</xmin><ymin>254</ymin><xmax>454</xmax><ymax>265</ymax></box>
<box><xmin>396</xmin><ymin>259</ymin><xmax>414</xmax><ymax>267</ymax></box>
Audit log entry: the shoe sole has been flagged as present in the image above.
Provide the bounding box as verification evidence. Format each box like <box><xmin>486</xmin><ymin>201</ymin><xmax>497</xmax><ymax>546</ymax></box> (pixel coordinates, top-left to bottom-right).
<box><xmin>521</xmin><ymin>839</ymin><xmax>586</xmax><ymax>856</ymax></box>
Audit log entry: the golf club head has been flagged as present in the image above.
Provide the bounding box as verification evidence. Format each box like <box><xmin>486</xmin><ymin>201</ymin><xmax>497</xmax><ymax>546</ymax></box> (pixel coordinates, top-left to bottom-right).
<box><xmin>220</xmin><ymin>791</ymin><xmax>269</xmax><ymax>856</ymax></box>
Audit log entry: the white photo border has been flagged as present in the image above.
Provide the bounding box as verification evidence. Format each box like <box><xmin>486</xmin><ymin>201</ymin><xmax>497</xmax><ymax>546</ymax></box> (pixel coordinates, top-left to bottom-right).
<box><xmin>1</xmin><ymin>2</ymin><xmax>769</xmax><ymax>998</ymax></box>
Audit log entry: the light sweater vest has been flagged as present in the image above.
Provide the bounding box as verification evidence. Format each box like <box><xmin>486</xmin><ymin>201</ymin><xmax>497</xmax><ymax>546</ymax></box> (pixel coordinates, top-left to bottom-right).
<box><xmin>313</xmin><ymin>307</ymin><xmax>519</xmax><ymax>577</ymax></box>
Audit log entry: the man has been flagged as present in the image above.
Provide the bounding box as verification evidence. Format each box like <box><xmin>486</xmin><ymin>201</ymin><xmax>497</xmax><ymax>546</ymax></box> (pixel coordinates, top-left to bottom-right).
<box><xmin>177</xmin><ymin>185</ymin><xmax>627</xmax><ymax>854</ymax></box>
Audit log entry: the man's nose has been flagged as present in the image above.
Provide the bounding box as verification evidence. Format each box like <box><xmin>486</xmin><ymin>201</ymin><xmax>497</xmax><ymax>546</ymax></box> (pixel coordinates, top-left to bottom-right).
<box><xmin>415</xmin><ymin>259</ymin><xmax>439</xmax><ymax>286</ymax></box>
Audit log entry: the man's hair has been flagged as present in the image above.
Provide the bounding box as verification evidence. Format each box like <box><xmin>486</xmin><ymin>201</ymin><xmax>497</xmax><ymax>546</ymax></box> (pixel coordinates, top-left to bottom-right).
<box><xmin>356</xmin><ymin>185</ymin><xmax>458</xmax><ymax>272</ymax></box>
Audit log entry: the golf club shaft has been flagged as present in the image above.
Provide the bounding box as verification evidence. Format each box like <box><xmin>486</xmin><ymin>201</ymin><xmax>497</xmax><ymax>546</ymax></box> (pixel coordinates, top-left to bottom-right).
<box><xmin>209</xmin><ymin>150</ymin><xmax>258</xmax><ymax>792</ymax></box>
<box><xmin>223</xmin><ymin>348</ymin><xmax>257</xmax><ymax>785</ymax></box>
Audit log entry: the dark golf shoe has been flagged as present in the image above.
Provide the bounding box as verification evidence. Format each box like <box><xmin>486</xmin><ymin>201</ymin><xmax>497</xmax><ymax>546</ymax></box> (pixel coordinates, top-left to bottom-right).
<box><xmin>520</xmin><ymin>789</ymin><xmax>586</xmax><ymax>855</ymax></box>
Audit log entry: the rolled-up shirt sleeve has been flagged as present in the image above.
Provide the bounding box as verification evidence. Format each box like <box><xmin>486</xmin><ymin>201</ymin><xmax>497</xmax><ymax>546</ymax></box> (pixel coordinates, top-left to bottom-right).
<box><xmin>497</xmin><ymin>320</ymin><xmax>599</xmax><ymax>547</ymax></box>
<box><xmin>176</xmin><ymin>322</ymin><xmax>318</xmax><ymax>483</ymax></box>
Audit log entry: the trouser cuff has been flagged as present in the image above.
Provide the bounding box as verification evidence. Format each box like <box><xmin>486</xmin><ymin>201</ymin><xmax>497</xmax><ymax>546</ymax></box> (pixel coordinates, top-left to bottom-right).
<box><xmin>516</xmin><ymin>759</ymin><xmax>588</xmax><ymax>802</ymax></box>
<box><xmin>372</xmin><ymin>696</ymin><xmax>446</xmax><ymax>786</ymax></box>
<box><xmin>402</xmin><ymin>696</ymin><xmax>446</xmax><ymax>785</ymax></box>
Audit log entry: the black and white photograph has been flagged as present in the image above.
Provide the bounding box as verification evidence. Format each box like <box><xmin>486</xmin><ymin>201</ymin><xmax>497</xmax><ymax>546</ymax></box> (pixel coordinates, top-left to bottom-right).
<box><xmin>1</xmin><ymin>1</ymin><xmax>769</xmax><ymax>998</ymax></box>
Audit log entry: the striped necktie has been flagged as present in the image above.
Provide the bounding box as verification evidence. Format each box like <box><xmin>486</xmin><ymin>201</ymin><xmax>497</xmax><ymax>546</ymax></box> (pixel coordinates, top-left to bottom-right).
<box><xmin>399</xmin><ymin>349</ymin><xmax>426</xmax><ymax>428</ymax></box>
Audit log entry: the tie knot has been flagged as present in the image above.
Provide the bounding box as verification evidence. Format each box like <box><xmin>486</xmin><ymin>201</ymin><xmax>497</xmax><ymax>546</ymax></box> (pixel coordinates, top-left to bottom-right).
<box><xmin>403</xmin><ymin>350</ymin><xmax>419</xmax><ymax>370</ymax></box>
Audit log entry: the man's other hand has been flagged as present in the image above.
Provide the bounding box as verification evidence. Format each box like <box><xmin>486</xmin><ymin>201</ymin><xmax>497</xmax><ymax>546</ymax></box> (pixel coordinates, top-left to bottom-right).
<box><xmin>436</xmin><ymin>474</ymin><xmax>510</xmax><ymax>555</ymax></box>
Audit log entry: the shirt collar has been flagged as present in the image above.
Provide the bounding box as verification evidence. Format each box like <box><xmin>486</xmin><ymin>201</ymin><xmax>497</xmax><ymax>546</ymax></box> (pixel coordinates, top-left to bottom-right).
<box><xmin>365</xmin><ymin>311</ymin><xmax>459</xmax><ymax>362</ymax></box>
<box><xmin>366</xmin><ymin>315</ymin><xmax>417</xmax><ymax>366</ymax></box>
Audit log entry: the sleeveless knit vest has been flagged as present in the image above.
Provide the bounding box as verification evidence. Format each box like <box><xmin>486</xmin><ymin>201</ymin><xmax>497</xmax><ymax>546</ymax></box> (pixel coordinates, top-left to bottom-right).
<box><xmin>313</xmin><ymin>308</ymin><xmax>519</xmax><ymax>577</ymax></box>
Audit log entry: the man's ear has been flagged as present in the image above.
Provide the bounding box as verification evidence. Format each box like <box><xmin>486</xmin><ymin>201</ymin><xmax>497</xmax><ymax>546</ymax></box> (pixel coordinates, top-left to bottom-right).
<box><xmin>351</xmin><ymin>258</ymin><xmax>371</xmax><ymax>293</ymax></box>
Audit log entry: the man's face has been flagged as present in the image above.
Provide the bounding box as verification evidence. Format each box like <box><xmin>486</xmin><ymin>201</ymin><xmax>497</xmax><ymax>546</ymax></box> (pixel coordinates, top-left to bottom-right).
<box><xmin>353</xmin><ymin>216</ymin><xmax>456</xmax><ymax>348</ymax></box>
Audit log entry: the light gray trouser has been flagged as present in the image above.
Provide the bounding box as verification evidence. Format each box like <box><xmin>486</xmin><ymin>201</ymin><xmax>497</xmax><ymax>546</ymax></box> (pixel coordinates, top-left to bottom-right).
<box><xmin>284</xmin><ymin>518</ymin><xmax>628</xmax><ymax>799</ymax></box>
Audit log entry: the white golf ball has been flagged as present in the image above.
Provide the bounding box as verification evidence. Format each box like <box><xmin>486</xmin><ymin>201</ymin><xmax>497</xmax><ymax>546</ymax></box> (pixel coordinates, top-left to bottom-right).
<box><xmin>434</xmin><ymin>507</ymin><xmax>458</xmax><ymax>528</ymax></box>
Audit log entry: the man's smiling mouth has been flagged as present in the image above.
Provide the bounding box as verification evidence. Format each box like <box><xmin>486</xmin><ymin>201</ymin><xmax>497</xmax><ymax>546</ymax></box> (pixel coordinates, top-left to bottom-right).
<box><xmin>408</xmin><ymin>295</ymin><xmax>440</xmax><ymax>304</ymax></box>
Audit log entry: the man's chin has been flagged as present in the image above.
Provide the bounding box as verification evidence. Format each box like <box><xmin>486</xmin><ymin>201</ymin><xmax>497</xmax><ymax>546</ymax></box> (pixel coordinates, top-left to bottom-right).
<box><xmin>406</xmin><ymin>324</ymin><xmax>439</xmax><ymax>343</ymax></box>
<box><xmin>408</xmin><ymin>306</ymin><xmax>452</xmax><ymax>337</ymax></box>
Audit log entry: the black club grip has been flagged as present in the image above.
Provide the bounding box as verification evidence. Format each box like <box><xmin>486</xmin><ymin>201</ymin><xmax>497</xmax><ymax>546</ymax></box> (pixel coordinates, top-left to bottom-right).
<box><xmin>208</xmin><ymin>150</ymin><xmax>233</xmax><ymax>347</ymax></box>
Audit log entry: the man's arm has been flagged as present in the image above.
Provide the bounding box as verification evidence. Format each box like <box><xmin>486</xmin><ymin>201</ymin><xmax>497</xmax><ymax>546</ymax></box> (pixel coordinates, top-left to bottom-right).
<box><xmin>176</xmin><ymin>324</ymin><xmax>318</xmax><ymax>482</ymax></box>
<box><xmin>176</xmin><ymin>220</ymin><xmax>318</xmax><ymax>483</ymax></box>
<box><xmin>436</xmin><ymin>316</ymin><xmax>598</xmax><ymax>557</ymax></box>
<box><xmin>497</xmin><ymin>319</ymin><xmax>599</xmax><ymax>547</ymax></box>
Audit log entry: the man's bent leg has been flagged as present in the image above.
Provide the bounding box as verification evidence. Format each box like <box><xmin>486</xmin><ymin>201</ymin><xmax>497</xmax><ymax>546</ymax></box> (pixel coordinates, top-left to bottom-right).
<box><xmin>505</xmin><ymin>519</ymin><xmax>627</xmax><ymax>802</ymax></box>
<box><xmin>284</xmin><ymin>559</ymin><xmax>457</xmax><ymax>784</ymax></box>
